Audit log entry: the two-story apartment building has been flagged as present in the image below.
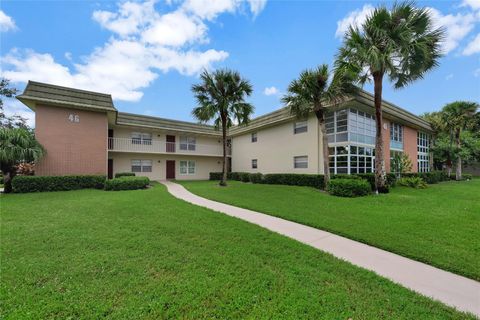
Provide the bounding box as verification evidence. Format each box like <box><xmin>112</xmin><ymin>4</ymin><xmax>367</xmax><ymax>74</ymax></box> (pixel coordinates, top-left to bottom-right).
<box><xmin>229</xmin><ymin>90</ymin><xmax>433</xmax><ymax>175</ymax></box>
<box><xmin>17</xmin><ymin>81</ymin><xmax>225</xmax><ymax>180</ymax></box>
<box><xmin>16</xmin><ymin>81</ymin><xmax>432</xmax><ymax>180</ymax></box>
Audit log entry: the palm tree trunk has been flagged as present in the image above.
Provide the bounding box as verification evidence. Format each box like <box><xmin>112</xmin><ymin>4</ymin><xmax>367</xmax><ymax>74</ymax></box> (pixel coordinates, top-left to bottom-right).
<box><xmin>455</xmin><ymin>129</ymin><xmax>462</xmax><ymax>181</ymax></box>
<box><xmin>373</xmin><ymin>73</ymin><xmax>387</xmax><ymax>193</ymax></box>
<box><xmin>315</xmin><ymin>108</ymin><xmax>330</xmax><ymax>188</ymax></box>
<box><xmin>220</xmin><ymin>114</ymin><xmax>228</xmax><ymax>187</ymax></box>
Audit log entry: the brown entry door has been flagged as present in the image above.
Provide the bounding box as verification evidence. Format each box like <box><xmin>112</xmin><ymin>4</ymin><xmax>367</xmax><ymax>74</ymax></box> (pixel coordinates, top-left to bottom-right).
<box><xmin>166</xmin><ymin>135</ymin><xmax>175</xmax><ymax>152</ymax></box>
<box><xmin>108</xmin><ymin>159</ymin><xmax>113</xmax><ymax>179</ymax></box>
<box><xmin>166</xmin><ymin>160</ymin><xmax>175</xmax><ymax>179</ymax></box>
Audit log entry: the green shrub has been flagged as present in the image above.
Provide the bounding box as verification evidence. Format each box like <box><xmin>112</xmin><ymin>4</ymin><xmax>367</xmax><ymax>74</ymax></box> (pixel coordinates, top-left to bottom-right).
<box><xmin>238</xmin><ymin>172</ymin><xmax>251</xmax><ymax>183</ymax></box>
<box><xmin>249</xmin><ymin>173</ymin><xmax>263</xmax><ymax>184</ymax></box>
<box><xmin>332</xmin><ymin>174</ymin><xmax>362</xmax><ymax>180</ymax></box>
<box><xmin>12</xmin><ymin>175</ymin><xmax>106</xmax><ymax>193</ymax></box>
<box><xmin>263</xmin><ymin>174</ymin><xmax>324</xmax><ymax>189</ymax></box>
<box><xmin>209</xmin><ymin>172</ymin><xmax>223</xmax><ymax>180</ymax></box>
<box><xmin>115</xmin><ymin>172</ymin><xmax>136</xmax><ymax>178</ymax></box>
<box><xmin>105</xmin><ymin>176</ymin><xmax>150</xmax><ymax>191</ymax></box>
<box><xmin>228</xmin><ymin>172</ymin><xmax>241</xmax><ymax>181</ymax></box>
<box><xmin>462</xmin><ymin>173</ymin><xmax>473</xmax><ymax>180</ymax></box>
<box><xmin>402</xmin><ymin>171</ymin><xmax>449</xmax><ymax>184</ymax></box>
<box><xmin>327</xmin><ymin>178</ymin><xmax>371</xmax><ymax>197</ymax></box>
<box><xmin>398</xmin><ymin>177</ymin><xmax>428</xmax><ymax>189</ymax></box>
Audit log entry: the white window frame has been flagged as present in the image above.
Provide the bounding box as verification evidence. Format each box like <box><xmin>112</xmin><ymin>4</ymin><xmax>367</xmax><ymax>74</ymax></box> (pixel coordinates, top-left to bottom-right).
<box><xmin>294</xmin><ymin>156</ymin><xmax>308</xmax><ymax>169</ymax></box>
<box><xmin>294</xmin><ymin>120</ymin><xmax>308</xmax><ymax>134</ymax></box>
<box><xmin>131</xmin><ymin>159</ymin><xmax>152</xmax><ymax>172</ymax></box>
<box><xmin>251</xmin><ymin>132</ymin><xmax>257</xmax><ymax>143</ymax></box>
<box><xmin>179</xmin><ymin>136</ymin><xmax>196</xmax><ymax>151</ymax></box>
<box><xmin>179</xmin><ymin>160</ymin><xmax>196</xmax><ymax>175</ymax></box>
<box><xmin>252</xmin><ymin>159</ymin><xmax>258</xmax><ymax>169</ymax></box>
<box><xmin>131</xmin><ymin>132</ymin><xmax>152</xmax><ymax>145</ymax></box>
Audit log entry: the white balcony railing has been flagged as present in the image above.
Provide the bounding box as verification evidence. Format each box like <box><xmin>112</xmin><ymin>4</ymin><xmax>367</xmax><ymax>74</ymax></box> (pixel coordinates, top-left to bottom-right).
<box><xmin>108</xmin><ymin>137</ymin><xmax>230</xmax><ymax>156</ymax></box>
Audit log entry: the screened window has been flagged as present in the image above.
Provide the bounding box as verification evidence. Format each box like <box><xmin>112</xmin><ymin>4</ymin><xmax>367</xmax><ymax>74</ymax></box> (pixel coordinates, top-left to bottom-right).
<box><xmin>131</xmin><ymin>159</ymin><xmax>152</xmax><ymax>172</ymax></box>
<box><xmin>390</xmin><ymin>150</ymin><xmax>403</xmax><ymax>174</ymax></box>
<box><xmin>251</xmin><ymin>132</ymin><xmax>257</xmax><ymax>142</ymax></box>
<box><xmin>326</xmin><ymin>108</ymin><xmax>375</xmax><ymax>144</ymax></box>
<box><xmin>180</xmin><ymin>160</ymin><xmax>196</xmax><ymax>175</ymax></box>
<box><xmin>179</xmin><ymin>136</ymin><xmax>196</xmax><ymax>151</ymax></box>
<box><xmin>294</xmin><ymin>156</ymin><xmax>308</xmax><ymax>168</ymax></box>
<box><xmin>252</xmin><ymin>159</ymin><xmax>258</xmax><ymax>169</ymax></box>
<box><xmin>390</xmin><ymin>123</ymin><xmax>403</xmax><ymax>150</ymax></box>
<box><xmin>294</xmin><ymin>121</ymin><xmax>308</xmax><ymax>134</ymax></box>
<box><xmin>131</xmin><ymin>132</ymin><xmax>152</xmax><ymax>145</ymax></box>
<box><xmin>329</xmin><ymin>145</ymin><xmax>375</xmax><ymax>174</ymax></box>
<box><xmin>417</xmin><ymin>131</ymin><xmax>430</xmax><ymax>173</ymax></box>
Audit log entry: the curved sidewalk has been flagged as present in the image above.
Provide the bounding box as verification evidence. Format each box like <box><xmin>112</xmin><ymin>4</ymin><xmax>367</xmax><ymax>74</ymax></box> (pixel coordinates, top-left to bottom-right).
<box><xmin>161</xmin><ymin>181</ymin><xmax>480</xmax><ymax>317</ymax></box>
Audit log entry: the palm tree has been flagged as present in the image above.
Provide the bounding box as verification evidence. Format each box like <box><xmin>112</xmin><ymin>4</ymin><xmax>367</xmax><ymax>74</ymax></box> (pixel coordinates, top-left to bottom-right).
<box><xmin>0</xmin><ymin>128</ymin><xmax>45</xmax><ymax>193</ymax></box>
<box><xmin>441</xmin><ymin>101</ymin><xmax>479</xmax><ymax>180</ymax></box>
<box><xmin>336</xmin><ymin>2</ymin><xmax>444</xmax><ymax>192</ymax></box>
<box><xmin>192</xmin><ymin>69</ymin><xmax>254</xmax><ymax>186</ymax></box>
<box><xmin>282</xmin><ymin>64</ymin><xmax>357</xmax><ymax>187</ymax></box>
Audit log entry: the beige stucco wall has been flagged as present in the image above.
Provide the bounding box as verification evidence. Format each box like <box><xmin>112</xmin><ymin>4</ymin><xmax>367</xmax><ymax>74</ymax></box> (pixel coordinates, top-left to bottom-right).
<box><xmin>35</xmin><ymin>104</ymin><xmax>108</xmax><ymax>176</ymax></box>
<box><xmin>109</xmin><ymin>152</ymin><xmax>223</xmax><ymax>180</ymax></box>
<box><xmin>231</xmin><ymin>115</ymin><xmax>322</xmax><ymax>174</ymax></box>
<box><xmin>110</xmin><ymin>126</ymin><xmax>224</xmax><ymax>156</ymax></box>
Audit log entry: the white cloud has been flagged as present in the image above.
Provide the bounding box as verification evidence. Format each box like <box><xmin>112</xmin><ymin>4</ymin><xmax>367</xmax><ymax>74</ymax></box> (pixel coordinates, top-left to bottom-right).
<box><xmin>1</xmin><ymin>0</ymin><xmax>266</xmax><ymax>102</ymax></box>
<box><xmin>247</xmin><ymin>0</ymin><xmax>267</xmax><ymax>17</ymax></box>
<box><xmin>445</xmin><ymin>73</ymin><xmax>454</xmax><ymax>80</ymax></box>
<box><xmin>474</xmin><ymin>68</ymin><xmax>480</xmax><ymax>77</ymax></box>
<box><xmin>463</xmin><ymin>33</ymin><xmax>480</xmax><ymax>55</ymax></box>
<box><xmin>3</xmin><ymin>99</ymin><xmax>35</xmax><ymax>128</ymax></box>
<box><xmin>0</xmin><ymin>10</ymin><xmax>16</xmax><ymax>32</ymax></box>
<box><xmin>428</xmin><ymin>7</ymin><xmax>476</xmax><ymax>54</ymax></box>
<box><xmin>142</xmin><ymin>11</ymin><xmax>207</xmax><ymax>46</ymax></box>
<box><xmin>462</xmin><ymin>0</ymin><xmax>480</xmax><ymax>11</ymax></box>
<box><xmin>182</xmin><ymin>0</ymin><xmax>238</xmax><ymax>20</ymax></box>
<box><xmin>263</xmin><ymin>86</ymin><xmax>279</xmax><ymax>96</ymax></box>
<box><xmin>335</xmin><ymin>4</ymin><xmax>374</xmax><ymax>38</ymax></box>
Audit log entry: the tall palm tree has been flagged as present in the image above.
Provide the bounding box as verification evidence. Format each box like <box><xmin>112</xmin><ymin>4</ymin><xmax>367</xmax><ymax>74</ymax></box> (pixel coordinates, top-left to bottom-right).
<box><xmin>192</xmin><ymin>69</ymin><xmax>253</xmax><ymax>186</ymax></box>
<box><xmin>0</xmin><ymin>128</ymin><xmax>45</xmax><ymax>193</ymax></box>
<box><xmin>336</xmin><ymin>2</ymin><xmax>444</xmax><ymax>192</ymax></box>
<box><xmin>441</xmin><ymin>101</ymin><xmax>479</xmax><ymax>180</ymax></box>
<box><xmin>282</xmin><ymin>64</ymin><xmax>357</xmax><ymax>187</ymax></box>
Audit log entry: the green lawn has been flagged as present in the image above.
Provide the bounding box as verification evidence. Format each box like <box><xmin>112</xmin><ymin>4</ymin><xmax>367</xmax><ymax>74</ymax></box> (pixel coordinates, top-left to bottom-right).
<box><xmin>180</xmin><ymin>179</ymin><xmax>480</xmax><ymax>281</ymax></box>
<box><xmin>1</xmin><ymin>183</ymin><xmax>472</xmax><ymax>319</ymax></box>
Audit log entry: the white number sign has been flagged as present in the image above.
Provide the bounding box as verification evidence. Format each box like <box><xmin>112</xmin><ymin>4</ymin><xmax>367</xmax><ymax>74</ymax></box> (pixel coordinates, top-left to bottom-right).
<box><xmin>68</xmin><ymin>114</ymin><xmax>80</xmax><ymax>123</ymax></box>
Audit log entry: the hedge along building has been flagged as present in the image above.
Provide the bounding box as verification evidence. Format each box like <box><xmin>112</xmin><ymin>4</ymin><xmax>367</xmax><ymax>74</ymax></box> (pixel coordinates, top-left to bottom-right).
<box><xmin>17</xmin><ymin>81</ymin><xmax>433</xmax><ymax>180</ymax></box>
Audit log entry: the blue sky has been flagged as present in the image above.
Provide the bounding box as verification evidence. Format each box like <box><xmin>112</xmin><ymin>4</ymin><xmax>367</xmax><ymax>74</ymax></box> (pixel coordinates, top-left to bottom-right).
<box><xmin>1</xmin><ymin>0</ymin><xmax>479</xmax><ymax>126</ymax></box>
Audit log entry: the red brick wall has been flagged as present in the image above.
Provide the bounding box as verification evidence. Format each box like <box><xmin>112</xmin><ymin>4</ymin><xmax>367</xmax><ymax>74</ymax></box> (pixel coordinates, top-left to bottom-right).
<box><xmin>34</xmin><ymin>104</ymin><xmax>108</xmax><ymax>176</ymax></box>
<box><xmin>403</xmin><ymin>125</ymin><xmax>418</xmax><ymax>173</ymax></box>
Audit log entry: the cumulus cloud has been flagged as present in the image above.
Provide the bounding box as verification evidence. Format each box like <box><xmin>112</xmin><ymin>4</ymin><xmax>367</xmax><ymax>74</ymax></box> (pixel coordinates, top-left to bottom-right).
<box><xmin>263</xmin><ymin>86</ymin><xmax>279</xmax><ymax>96</ymax></box>
<box><xmin>0</xmin><ymin>10</ymin><xmax>16</xmax><ymax>32</ymax></box>
<box><xmin>463</xmin><ymin>33</ymin><xmax>480</xmax><ymax>55</ymax></box>
<box><xmin>3</xmin><ymin>99</ymin><xmax>35</xmax><ymax>128</ymax></box>
<box><xmin>335</xmin><ymin>4</ymin><xmax>374</xmax><ymax>38</ymax></box>
<box><xmin>462</xmin><ymin>0</ymin><xmax>480</xmax><ymax>11</ymax></box>
<box><xmin>428</xmin><ymin>7</ymin><xmax>476</xmax><ymax>54</ymax></box>
<box><xmin>335</xmin><ymin>4</ymin><xmax>478</xmax><ymax>55</ymax></box>
<box><xmin>1</xmin><ymin>0</ymin><xmax>265</xmax><ymax>102</ymax></box>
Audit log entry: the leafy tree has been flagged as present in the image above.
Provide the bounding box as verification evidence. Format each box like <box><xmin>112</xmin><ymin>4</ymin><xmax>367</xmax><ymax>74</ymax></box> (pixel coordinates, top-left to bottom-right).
<box><xmin>391</xmin><ymin>153</ymin><xmax>413</xmax><ymax>178</ymax></box>
<box><xmin>282</xmin><ymin>64</ymin><xmax>357</xmax><ymax>187</ymax></box>
<box><xmin>441</xmin><ymin>101</ymin><xmax>479</xmax><ymax>180</ymax></box>
<box><xmin>0</xmin><ymin>78</ymin><xmax>28</xmax><ymax>129</ymax></box>
<box><xmin>0</xmin><ymin>128</ymin><xmax>45</xmax><ymax>193</ymax></box>
<box><xmin>192</xmin><ymin>69</ymin><xmax>253</xmax><ymax>186</ymax></box>
<box><xmin>336</xmin><ymin>2</ymin><xmax>444</xmax><ymax>192</ymax></box>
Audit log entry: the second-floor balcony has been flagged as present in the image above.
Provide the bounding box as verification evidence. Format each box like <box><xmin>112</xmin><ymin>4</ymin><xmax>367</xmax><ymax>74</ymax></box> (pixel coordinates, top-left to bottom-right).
<box><xmin>108</xmin><ymin>137</ymin><xmax>230</xmax><ymax>157</ymax></box>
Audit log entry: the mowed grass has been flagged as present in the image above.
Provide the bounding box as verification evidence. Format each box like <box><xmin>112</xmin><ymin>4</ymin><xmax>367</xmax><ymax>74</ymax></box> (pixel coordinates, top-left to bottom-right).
<box><xmin>180</xmin><ymin>179</ymin><xmax>480</xmax><ymax>281</ymax></box>
<box><xmin>0</xmin><ymin>184</ymin><xmax>473</xmax><ymax>319</ymax></box>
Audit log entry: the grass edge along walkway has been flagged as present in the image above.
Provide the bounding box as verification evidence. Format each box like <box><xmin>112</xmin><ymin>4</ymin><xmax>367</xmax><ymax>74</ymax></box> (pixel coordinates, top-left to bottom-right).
<box><xmin>167</xmin><ymin>180</ymin><xmax>480</xmax><ymax>317</ymax></box>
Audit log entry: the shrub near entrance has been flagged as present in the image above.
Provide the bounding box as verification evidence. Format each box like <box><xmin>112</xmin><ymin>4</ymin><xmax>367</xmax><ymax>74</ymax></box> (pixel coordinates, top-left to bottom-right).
<box><xmin>327</xmin><ymin>178</ymin><xmax>371</xmax><ymax>197</ymax></box>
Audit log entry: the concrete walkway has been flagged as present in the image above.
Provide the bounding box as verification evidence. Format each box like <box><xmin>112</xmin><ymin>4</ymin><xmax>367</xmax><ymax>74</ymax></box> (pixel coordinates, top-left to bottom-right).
<box><xmin>161</xmin><ymin>181</ymin><xmax>480</xmax><ymax>316</ymax></box>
